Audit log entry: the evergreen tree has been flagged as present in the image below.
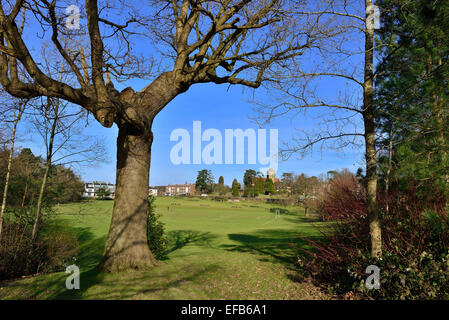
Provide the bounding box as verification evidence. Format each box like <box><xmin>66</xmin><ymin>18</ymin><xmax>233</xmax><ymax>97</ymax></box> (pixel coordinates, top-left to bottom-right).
<box><xmin>195</xmin><ymin>170</ymin><xmax>214</xmax><ymax>194</ymax></box>
<box><xmin>254</xmin><ymin>177</ymin><xmax>265</xmax><ymax>196</ymax></box>
<box><xmin>243</xmin><ymin>170</ymin><xmax>257</xmax><ymax>188</ymax></box>
<box><xmin>243</xmin><ymin>169</ymin><xmax>257</xmax><ymax>197</ymax></box>
<box><xmin>376</xmin><ymin>0</ymin><xmax>449</xmax><ymax>197</ymax></box>
<box><xmin>231</xmin><ymin>179</ymin><xmax>240</xmax><ymax>197</ymax></box>
<box><xmin>264</xmin><ymin>178</ymin><xmax>276</xmax><ymax>195</ymax></box>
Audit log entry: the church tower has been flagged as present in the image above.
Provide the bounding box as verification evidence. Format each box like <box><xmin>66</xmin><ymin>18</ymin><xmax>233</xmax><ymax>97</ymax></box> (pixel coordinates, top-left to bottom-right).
<box><xmin>267</xmin><ymin>167</ymin><xmax>276</xmax><ymax>183</ymax></box>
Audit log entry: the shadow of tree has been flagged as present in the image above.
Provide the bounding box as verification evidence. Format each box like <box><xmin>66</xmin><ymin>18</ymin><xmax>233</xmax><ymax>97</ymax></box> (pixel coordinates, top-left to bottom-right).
<box><xmin>1</xmin><ymin>261</ymin><xmax>223</xmax><ymax>299</ymax></box>
<box><xmin>282</xmin><ymin>216</ymin><xmax>322</xmax><ymax>224</ymax></box>
<box><xmin>222</xmin><ymin>229</ymin><xmax>322</xmax><ymax>269</ymax></box>
<box><xmin>166</xmin><ymin>230</ymin><xmax>217</xmax><ymax>254</ymax></box>
<box><xmin>49</xmin><ymin>266</ymin><xmax>106</xmax><ymax>299</ymax></box>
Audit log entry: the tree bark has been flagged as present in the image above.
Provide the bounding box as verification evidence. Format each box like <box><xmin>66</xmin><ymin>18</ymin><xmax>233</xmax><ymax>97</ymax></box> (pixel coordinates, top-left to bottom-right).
<box><xmin>98</xmin><ymin>124</ymin><xmax>156</xmax><ymax>272</ymax></box>
<box><xmin>97</xmin><ymin>72</ymin><xmax>184</xmax><ymax>272</ymax></box>
<box><xmin>31</xmin><ymin>156</ymin><xmax>51</xmax><ymax>241</ymax></box>
<box><xmin>385</xmin><ymin>125</ymin><xmax>393</xmax><ymax>215</ymax></box>
<box><xmin>364</xmin><ymin>0</ymin><xmax>382</xmax><ymax>258</ymax></box>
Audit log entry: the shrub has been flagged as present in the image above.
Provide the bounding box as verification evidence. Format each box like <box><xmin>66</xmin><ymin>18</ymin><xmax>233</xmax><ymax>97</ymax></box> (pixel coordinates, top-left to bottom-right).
<box><xmin>314</xmin><ymin>170</ymin><xmax>365</xmax><ymax>221</ymax></box>
<box><xmin>298</xmin><ymin>182</ymin><xmax>449</xmax><ymax>299</ymax></box>
<box><xmin>0</xmin><ymin>216</ymin><xmax>78</xmax><ymax>281</ymax></box>
<box><xmin>147</xmin><ymin>196</ymin><xmax>168</xmax><ymax>260</ymax></box>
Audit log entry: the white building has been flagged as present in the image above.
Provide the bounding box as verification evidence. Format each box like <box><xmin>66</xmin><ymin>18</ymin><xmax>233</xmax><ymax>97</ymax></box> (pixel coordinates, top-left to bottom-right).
<box><xmin>83</xmin><ymin>182</ymin><xmax>116</xmax><ymax>198</ymax></box>
<box><xmin>84</xmin><ymin>182</ymin><xmax>160</xmax><ymax>198</ymax></box>
<box><xmin>165</xmin><ymin>183</ymin><xmax>196</xmax><ymax>196</ymax></box>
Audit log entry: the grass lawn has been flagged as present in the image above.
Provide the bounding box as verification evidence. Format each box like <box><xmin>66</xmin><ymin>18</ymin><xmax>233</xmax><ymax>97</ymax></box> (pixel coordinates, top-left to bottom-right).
<box><xmin>0</xmin><ymin>197</ymin><xmax>328</xmax><ymax>300</ymax></box>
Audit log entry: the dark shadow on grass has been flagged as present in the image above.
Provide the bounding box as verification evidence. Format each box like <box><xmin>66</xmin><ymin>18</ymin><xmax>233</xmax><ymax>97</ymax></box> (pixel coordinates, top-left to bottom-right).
<box><xmin>222</xmin><ymin>229</ymin><xmax>323</xmax><ymax>270</ymax></box>
<box><xmin>58</xmin><ymin>227</ymin><xmax>107</xmax><ymax>269</ymax></box>
<box><xmin>50</xmin><ymin>266</ymin><xmax>106</xmax><ymax>299</ymax></box>
<box><xmin>282</xmin><ymin>216</ymin><xmax>322</xmax><ymax>224</ymax></box>
<box><xmin>47</xmin><ymin>263</ymin><xmax>222</xmax><ymax>299</ymax></box>
<box><xmin>165</xmin><ymin>230</ymin><xmax>217</xmax><ymax>255</ymax></box>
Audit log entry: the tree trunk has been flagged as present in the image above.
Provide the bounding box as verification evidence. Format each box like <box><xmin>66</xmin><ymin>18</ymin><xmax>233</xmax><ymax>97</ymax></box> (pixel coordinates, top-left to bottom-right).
<box><xmin>99</xmin><ymin>125</ymin><xmax>156</xmax><ymax>272</ymax></box>
<box><xmin>385</xmin><ymin>125</ymin><xmax>393</xmax><ymax>215</ymax></box>
<box><xmin>31</xmin><ymin>99</ymin><xmax>59</xmax><ymax>241</ymax></box>
<box><xmin>31</xmin><ymin>160</ymin><xmax>51</xmax><ymax>240</ymax></box>
<box><xmin>98</xmin><ymin>72</ymin><xmax>184</xmax><ymax>272</ymax></box>
<box><xmin>0</xmin><ymin>105</ymin><xmax>24</xmax><ymax>241</ymax></box>
<box><xmin>364</xmin><ymin>0</ymin><xmax>382</xmax><ymax>258</ymax></box>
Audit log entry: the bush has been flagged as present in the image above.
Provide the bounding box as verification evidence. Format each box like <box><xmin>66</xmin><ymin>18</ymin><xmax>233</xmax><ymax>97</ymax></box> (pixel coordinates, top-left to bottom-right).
<box><xmin>147</xmin><ymin>196</ymin><xmax>168</xmax><ymax>260</ymax></box>
<box><xmin>0</xmin><ymin>217</ymin><xmax>78</xmax><ymax>281</ymax></box>
<box><xmin>314</xmin><ymin>170</ymin><xmax>365</xmax><ymax>221</ymax></box>
<box><xmin>298</xmin><ymin>182</ymin><xmax>449</xmax><ymax>299</ymax></box>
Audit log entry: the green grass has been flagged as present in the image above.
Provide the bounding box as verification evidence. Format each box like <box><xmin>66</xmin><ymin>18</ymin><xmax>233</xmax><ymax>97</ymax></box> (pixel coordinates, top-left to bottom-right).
<box><xmin>0</xmin><ymin>197</ymin><xmax>328</xmax><ymax>300</ymax></box>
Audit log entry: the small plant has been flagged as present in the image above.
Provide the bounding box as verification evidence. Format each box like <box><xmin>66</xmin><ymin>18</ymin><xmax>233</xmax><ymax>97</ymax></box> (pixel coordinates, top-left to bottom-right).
<box><xmin>147</xmin><ymin>196</ymin><xmax>168</xmax><ymax>260</ymax></box>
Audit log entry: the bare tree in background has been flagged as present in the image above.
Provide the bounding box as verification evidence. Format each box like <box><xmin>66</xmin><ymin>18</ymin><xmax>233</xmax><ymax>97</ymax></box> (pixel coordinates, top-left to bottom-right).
<box><xmin>0</xmin><ymin>98</ymin><xmax>27</xmax><ymax>241</ymax></box>
<box><xmin>254</xmin><ymin>0</ymin><xmax>382</xmax><ymax>257</ymax></box>
<box><xmin>0</xmin><ymin>0</ymin><xmax>325</xmax><ymax>271</ymax></box>
<box><xmin>30</xmin><ymin>43</ymin><xmax>106</xmax><ymax>241</ymax></box>
<box><xmin>0</xmin><ymin>5</ymin><xmax>26</xmax><ymax>241</ymax></box>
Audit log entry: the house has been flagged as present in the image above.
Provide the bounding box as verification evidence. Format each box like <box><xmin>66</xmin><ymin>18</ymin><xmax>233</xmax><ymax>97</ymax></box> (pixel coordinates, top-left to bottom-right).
<box><xmin>84</xmin><ymin>183</ymin><xmax>159</xmax><ymax>198</ymax></box>
<box><xmin>148</xmin><ymin>187</ymin><xmax>158</xmax><ymax>196</ymax></box>
<box><xmin>83</xmin><ymin>182</ymin><xmax>116</xmax><ymax>198</ymax></box>
<box><xmin>84</xmin><ymin>181</ymin><xmax>196</xmax><ymax>198</ymax></box>
<box><xmin>165</xmin><ymin>183</ymin><xmax>196</xmax><ymax>196</ymax></box>
<box><xmin>154</xmin><ymin>186</ymin><xmax>167</xmax><ymax>196</ymax></box>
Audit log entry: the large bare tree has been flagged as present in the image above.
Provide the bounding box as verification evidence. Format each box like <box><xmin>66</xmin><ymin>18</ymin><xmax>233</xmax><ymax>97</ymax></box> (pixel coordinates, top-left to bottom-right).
<box><xmin>0</xmin><ymin>0</ymin><xmax>321</xmax><ymax>271</ymax></box>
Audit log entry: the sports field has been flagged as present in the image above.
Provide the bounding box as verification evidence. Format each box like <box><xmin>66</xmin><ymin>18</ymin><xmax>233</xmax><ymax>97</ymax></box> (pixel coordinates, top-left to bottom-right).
<box><xmin>0</xmin><ymin>197</ymin><xmax>328</xmax><ymax>299</ymax></box>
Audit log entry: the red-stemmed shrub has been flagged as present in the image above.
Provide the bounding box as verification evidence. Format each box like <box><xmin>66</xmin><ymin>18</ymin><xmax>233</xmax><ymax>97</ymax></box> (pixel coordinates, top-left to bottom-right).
<box><xmin>298</xmin><ymin>179</ymin><xmax>449</xmax><ymax>299</ymax></box>
<box><xmin>313</xmin><ymin>169</ymin><xmax>365</xmax><ymax>221</ymax></box>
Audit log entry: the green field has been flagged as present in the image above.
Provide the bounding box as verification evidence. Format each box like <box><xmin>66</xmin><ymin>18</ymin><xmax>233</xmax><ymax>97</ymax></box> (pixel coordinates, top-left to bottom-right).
<box><xmin>0</xmin><ymin>197</ymin><xmax>328</xmax><ymax>299</ymax></box>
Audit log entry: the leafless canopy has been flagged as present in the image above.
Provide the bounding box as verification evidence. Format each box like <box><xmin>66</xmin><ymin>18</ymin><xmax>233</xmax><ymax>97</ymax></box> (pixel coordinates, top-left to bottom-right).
<box><xmin>0</xmin><ymin>0</ymin><xmax>324</xmax><ymax>134</ymax></box>
<box><xmin>251</xmin><ymin>0</ymin><xmax>371</xmax><ymax>159</ymax></box>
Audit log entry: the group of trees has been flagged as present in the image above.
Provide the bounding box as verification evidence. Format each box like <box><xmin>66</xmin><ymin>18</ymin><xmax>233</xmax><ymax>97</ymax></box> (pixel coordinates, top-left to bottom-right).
<box><xmin>293</xmin><ymin>0</ymin><xmax>449</xmax><ymax>298</ymax></box>
<box><xmin>0</xmin><ymin>144</ymin><xmax>84</xmax><ymax>280</ymax></box>
<box><xmin>0</xmin><ymin>148</ymin><xmax>84</xmax><ymax>208</ymax></box>
<box><xmin>253</xmin><ymin>0</ymin><xmax>449</xmax><ymax>260</ymax></box>
<box><xmin>195</xmin><ymin>168</ymin><xmax>278</xmax><ymax>197</ymax></box>
<box><xmin>0</xmin><ymin>91</ymin><xmax>104</xmax><ymax>242</ymax></box>
<box><xmin>242</xmin><ymin>169</ymin><xmax>275</xmax><ymax>197</ymax></box>
<box><xmin>194</xmin><ymin>170</ymin><xmax>238</xmax><ymax>196</ymax></box>
<box><xmin>277</xmin><ymin>172</ymin><xmax>323</xmax><ymax>198</ymax></box>
<box><xmin>195</xmin><ymin>168</ymin><xmax>323</xmax><ymax>199</ymax></box>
